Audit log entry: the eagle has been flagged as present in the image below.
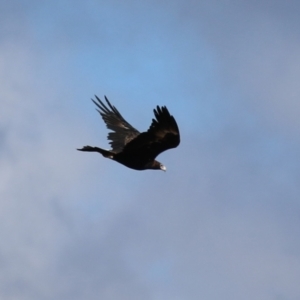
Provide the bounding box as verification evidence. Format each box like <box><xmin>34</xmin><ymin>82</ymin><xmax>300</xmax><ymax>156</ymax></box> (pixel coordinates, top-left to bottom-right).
<box><xmin>77</xmin><ymin>96</ymin><xmax>180</xmax><ymax>171</ymax></box>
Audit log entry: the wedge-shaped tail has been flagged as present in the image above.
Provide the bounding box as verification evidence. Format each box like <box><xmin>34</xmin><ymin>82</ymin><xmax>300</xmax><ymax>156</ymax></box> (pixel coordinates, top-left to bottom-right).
<box><xmin>77</xmin><ymin>146</ymin><xmax>114</xmax><ymax>158</ymax></box>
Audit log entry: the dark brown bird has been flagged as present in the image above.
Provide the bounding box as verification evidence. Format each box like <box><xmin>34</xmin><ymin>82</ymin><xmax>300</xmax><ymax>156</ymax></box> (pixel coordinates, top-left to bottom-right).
<box><xmin>77</xmin><ymin>95</ymin><xmax>180</xmax><ymax>171</ymax></box>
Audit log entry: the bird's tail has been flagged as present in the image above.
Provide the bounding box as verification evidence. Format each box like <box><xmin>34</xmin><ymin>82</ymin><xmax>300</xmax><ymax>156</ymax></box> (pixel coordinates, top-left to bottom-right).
<box><xmin>77</xmin><ymin>146</ymin><xmax>114</xmax><ymax>158</ymax></box>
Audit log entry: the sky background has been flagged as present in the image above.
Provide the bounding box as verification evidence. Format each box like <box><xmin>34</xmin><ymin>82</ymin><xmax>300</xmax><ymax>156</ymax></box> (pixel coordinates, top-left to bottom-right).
<box><xmin>1</xmin><ymin>0</ymin><xmax>300</xmax><ymax>299</ymax></box>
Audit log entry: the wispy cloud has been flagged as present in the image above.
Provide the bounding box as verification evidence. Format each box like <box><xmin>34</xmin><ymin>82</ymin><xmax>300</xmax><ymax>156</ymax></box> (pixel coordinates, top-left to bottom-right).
<box><xmin>0</xmin><ymin>1</ymin><xmax>299</xmax><ymax>299</ymax></box>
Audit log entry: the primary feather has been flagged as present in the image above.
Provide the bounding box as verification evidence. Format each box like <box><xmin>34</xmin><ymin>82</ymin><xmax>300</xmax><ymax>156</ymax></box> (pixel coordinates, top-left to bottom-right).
<box><xmin>92</xmin><ymin>95</ymin><xmax>140</xmax><ymax>153</ymax></box>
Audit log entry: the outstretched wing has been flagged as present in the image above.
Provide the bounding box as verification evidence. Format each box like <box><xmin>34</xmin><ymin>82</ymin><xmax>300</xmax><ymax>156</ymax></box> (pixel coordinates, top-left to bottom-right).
<box><xmin>92</xmin><ymin>95</ymin><xmax>140</xmax><ymax>153</ymax></box>
<box><xmin>123</xmin><ymin>105</ymin><xmax>180</xmax><ymax>159</ymax></box>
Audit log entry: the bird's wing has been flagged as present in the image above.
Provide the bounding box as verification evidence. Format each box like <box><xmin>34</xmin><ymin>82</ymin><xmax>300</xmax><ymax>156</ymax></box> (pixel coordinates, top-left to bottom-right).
<box><xmin>92</xmin><ymin>95</ymin><xmax>140</xmax><ymax>153</ymax></box>
<box><xmin>123</xmin><ymin>106</ymin><xmax>180</xmax><ymax>159</ymax></box>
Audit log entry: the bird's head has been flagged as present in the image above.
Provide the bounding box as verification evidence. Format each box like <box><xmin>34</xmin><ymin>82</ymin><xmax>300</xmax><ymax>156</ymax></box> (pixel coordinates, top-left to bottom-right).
<box><xmin>147</xmin><ymin>160</ymin><xmax>166</xmax><ymax>171</ymax></box>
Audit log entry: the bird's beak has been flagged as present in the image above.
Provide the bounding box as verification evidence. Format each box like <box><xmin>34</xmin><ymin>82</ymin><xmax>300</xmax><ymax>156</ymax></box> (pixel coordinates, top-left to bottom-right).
<box><xmin>160</xmin><ymin>165</ymin><xmax>167</xmax><ymax>172</ymax></box>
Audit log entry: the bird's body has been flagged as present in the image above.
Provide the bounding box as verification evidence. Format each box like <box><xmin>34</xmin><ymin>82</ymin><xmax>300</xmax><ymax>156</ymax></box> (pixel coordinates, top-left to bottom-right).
<box><xmin>78</xmin><ymin>96</ymin><xmax>180</xmax><ymax>171</ymax></box>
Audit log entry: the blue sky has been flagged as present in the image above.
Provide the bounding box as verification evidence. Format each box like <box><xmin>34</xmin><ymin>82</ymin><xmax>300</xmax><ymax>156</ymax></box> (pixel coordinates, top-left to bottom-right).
<box><xmin>1</xmin><ymin>1</ymin><xmax>300</xmax><ymax>299</ymax></box>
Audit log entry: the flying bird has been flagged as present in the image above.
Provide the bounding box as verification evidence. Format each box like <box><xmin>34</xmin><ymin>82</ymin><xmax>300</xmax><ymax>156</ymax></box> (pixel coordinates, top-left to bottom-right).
<box><xmin>77</xmin><ymin>95</ymin><xmax>180</xmax><ymax>171</ymax></box>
